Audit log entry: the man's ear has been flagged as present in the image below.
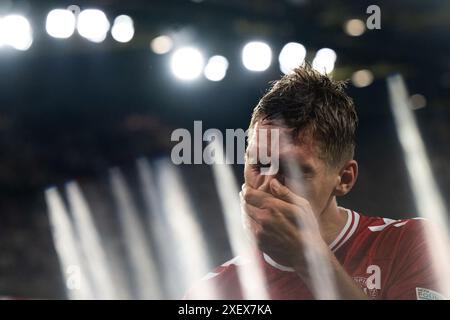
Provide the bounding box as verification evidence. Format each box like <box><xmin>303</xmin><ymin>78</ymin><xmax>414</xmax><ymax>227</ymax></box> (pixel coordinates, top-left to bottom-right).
<box><xmin>334</xmin><ymin>160</ymin><xmax>358</xmax><ymax>196</ymax></box>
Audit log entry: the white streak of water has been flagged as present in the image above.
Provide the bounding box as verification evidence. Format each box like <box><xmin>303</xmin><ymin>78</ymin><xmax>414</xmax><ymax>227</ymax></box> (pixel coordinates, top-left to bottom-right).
<box><xmin>110</xmin><ymin>168</ymin><xmax>161</xmax><ymax>299</ymax></box>
<box><xmin>387</xmin><ymin>74</ymin><xmax>450</xmax><ymax>298</ymax></box>
<box><xmin>45</xmin><ymin>187</ymin><xmax>94</xmax><ymax>299</ymax></box>
<box><xmin>209</xmin><ymin>140</ymin><xmax>269</xmax><ymax>300</ymax></box>
<box><xmin>65</xmin><ymin>181</ymin><xmax>118</xmax><ymax>299</ymax></box>
<box><xmin>154</xmin><ymin>160</ymin><xmax>218</xmax><ymax>299</ymax></box>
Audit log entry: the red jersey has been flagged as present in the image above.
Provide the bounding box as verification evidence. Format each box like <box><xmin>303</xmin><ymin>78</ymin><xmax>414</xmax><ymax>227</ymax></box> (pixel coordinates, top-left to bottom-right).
<box><xmin>186</xmin><ymin>209</ymin><xmax>443</xmax><ymax>300</ymax></box>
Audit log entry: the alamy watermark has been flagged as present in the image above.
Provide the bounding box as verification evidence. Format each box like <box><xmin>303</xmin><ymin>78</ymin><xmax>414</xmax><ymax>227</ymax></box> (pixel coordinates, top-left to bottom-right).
<box><xmin>170</xmin><ymin>121</ymin><xmax>280</xmax><ymax>175</ymax></box>
<box><xmin>366</xmin><ymin>5</ymin><xmax>381</xmax><ymax>30</ymax></box>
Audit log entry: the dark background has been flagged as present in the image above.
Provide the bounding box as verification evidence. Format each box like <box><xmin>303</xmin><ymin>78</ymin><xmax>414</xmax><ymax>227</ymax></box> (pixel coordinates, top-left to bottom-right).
<box><xmin>0</xmin><ymin>0</ymin><xmax>449</xmax><ymax>298</ymax></box>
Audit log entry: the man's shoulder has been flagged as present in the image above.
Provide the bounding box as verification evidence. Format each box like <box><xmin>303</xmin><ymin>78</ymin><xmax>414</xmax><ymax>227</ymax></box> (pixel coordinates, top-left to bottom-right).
<box><xmin>353</xmin><ymin>212</ymin><xmax>431</xmax><ymax>253</ymax></box>
<box><xmin>183</xmin><ymin>256</ymin><xmax>245</xmax><ymax>299</ymax></box>
<box><xmin>204</xmin><ymin>256</ymin><xmax>245</xmax><ymax>278</ymax></box>
<box><xmin>357</xmin><ymin>211</ymin><xmax>429</xmax><ymax>235</ymax></box>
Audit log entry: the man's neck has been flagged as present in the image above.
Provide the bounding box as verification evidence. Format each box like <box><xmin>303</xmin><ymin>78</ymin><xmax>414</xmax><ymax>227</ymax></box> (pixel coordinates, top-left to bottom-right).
<box><xmin>318</xmin><ymin>199</ymin><xmax>348</xmax><ymax>247</ymax></box>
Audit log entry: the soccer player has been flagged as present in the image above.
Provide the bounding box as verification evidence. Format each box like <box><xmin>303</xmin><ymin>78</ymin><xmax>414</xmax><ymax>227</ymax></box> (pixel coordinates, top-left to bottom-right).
<box><xmin>186</xmin><ymin>65</ymin><xmax>442</xmax><ymax>300</ymax></box>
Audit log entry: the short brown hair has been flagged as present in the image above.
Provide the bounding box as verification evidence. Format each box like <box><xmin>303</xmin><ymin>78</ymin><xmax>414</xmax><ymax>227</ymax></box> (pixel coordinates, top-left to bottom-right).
<box><xmin>249</xmin><ymin>64</ymin><xmax>358</xmax><ymax>167</ymax></box>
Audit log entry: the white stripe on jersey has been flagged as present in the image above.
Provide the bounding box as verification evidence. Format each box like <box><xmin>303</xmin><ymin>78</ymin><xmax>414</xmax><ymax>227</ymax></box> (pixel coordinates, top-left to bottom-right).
<box><xmin>200</xmin><ymin>256</ymin><xmax>248</xmax><ymax>281</ymax></box>
<box><xmin>264</xmin><ymin>208</ymin><xmax>360</xmax><ymax>271</ymax></box>
<box><xmin>333</xmin><ymin>211</ymin><xmax>360</xmax><ymax>252</ymax></box>
<box><xmin>221</xmin><ymin>255</ymin><xmax>248</xmax><ymax>267</ymax></box>
<box><xmin>368</xmin><ymin>218</ymin><xmax>397</xmax><ymax>232</ymax></box>
<box><xmin>263</xmin><ymin>253</ymin><xmax>295</xmax><ymax>272</ymax></box>
<box><xmin>329</xmin><ymin>208</ymin><xmax>352</xmax><ymax>251</ymax></box>
<box><xmin>201</xmin><ymin>272</ymin><xmax>220</xmax><ymax>281</ymax></box>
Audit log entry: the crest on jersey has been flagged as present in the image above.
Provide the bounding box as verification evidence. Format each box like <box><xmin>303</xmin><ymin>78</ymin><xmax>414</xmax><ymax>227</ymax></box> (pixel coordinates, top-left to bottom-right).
<box><xmin>353</xmin><ymin>264</ymin><xmax>382</xmax><ymax>298</ymax></box>
<box><xmin>353</xmin><ymin>276</ymin><xmax>379</xmax><ymax>298</ymax></box>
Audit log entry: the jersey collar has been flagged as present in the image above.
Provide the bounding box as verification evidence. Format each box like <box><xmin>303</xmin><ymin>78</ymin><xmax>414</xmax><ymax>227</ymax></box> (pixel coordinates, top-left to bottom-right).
<box><xmin>263</xmin><ymin>208</ymin><xmax>360</xmax><ymax>272</ymax></box>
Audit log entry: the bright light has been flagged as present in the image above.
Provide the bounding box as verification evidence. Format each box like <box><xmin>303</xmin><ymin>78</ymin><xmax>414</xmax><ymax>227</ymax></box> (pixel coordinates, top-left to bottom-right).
<box><xmin>204</xmin><ymin>55</ymin><xmax>229</xmax><ymax>81</ymax></box>
<box><xmin>77</xmin><ymin>9</ymin><xmax>110</xmax><ymax>43</ymax></box>
<box><xmin>0</xmin><ymin>15</ymin><xmax>33</xmax><ymax>51</ymax></box>
<box><xmin>0</xmin><ymin>18</ymin><xmax>4</xmax><ymax>47</ymax></box>
<box><xmin>312</xmin><ymin>48</ymin><xmax>337</xmax><ymax>74</ymax></box>
<box><xmin>351</xmin><ymin>69</ymin><xmax>374</xmax><ymax>88</ymax></box>
<box><xmin>111</xmin><ymin>15</ymin><xmax>134</xmax><ymax>43</ymax></box>
<box><xmin>242</xmin><ymin>41</ymin><xmax>272</xmax><ymax>72</ymax></box>
<box><xmin>344</xmin><ymin>19</ymin><xmax>366</xmax><ymax>37</ymax></box>
<box><xmin>46</xmin><ymin>9</ymin><xmax>76</xmax><ymax>39</ymax></box>
<box><xmin>150</xmin><ymin>35</ymin><xmax>173</xmax><ymax>54</ymax></box>
<box><xmin>170</xmin><ymin>47</ymin><xmax>204</xmax><ymax>80</ymax></box>
<box><xmin>278</xmin><ymin>42</ymin><xmax>306</xmax><ymax>74</ymax></box>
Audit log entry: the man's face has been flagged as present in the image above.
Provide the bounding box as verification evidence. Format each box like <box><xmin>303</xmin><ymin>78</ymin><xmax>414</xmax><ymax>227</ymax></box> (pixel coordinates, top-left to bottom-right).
<box><xmin>244</xmin><ymin>120</ymin><xmax>339</xmax><ymax>216</ymax></box>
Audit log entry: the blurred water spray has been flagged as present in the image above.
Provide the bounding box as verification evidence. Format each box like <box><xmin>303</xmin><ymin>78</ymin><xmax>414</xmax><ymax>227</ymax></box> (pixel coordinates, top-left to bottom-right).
<box><xmin>137</xmin><ymin>158</ymin><xmax>181</xmax><ymax>298</ymax></box>
<box><xmin>387</xmin><ymin>74</ymin><xmax>450</xmax><ymax>298</ymax></box>
<box><xmin>154</xmin><ymin>160</ymin><xmax>218</xmax><ymax>299</ymax></box>
<box><xmin>209</xmin><ymin>138</ymin><xmax>269</xmax><ymax>299</ymax></box>
<box><xmin>110</xmin><ymin>168</ymin><xmax>161</xmax><ymax>299</ymax></box>
<box><xmin>283</xmin><ymin>159</ymin><xmax>338</xmax><ymax>299</ymax></box>
<box><xmin>45</xmin><ymin>187</ymin><xmax>94</xmax><ymax>299</ymax></box>
<box><xmin>65</xmin><ymin>182</ymin><xmax>118</xmax><ymax>299</ymax></box>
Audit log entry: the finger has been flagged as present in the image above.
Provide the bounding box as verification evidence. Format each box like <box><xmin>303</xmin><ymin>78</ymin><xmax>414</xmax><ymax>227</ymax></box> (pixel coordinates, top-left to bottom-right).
<box><xmin>241</xmin><ymin>198</ymin><xmax>272</xmax><ymax>226</ymax></box>
<box><xmin>241</xmin><ymin>201</ymin><xmax>304</xmax><ymax>256</ymax></box>
<box><xmin>240</xmin><ymin>191</ymin><xmax>274</xmax><ymax>230</ymax></box>
<box><xmin>240</xmin><ymin>192</ymin><xmax>280</xmax><ymax>228</ymax></box>
<box><xmin>241</xmin><ymin>197</ymin><xmax>304</xmax><ymax>235</ymax></box>
<box><xmin>269</xmin><ymin>179</ymin><xmax>309</xmax><ymax>208</ymax></box>
<box><xmin>269</xmin><ymin>180</ymin><xmax>319</xmax><ymax>230</ymax></box>
<box><xmin>241</xmin><ymin>184</ymin><xmax>273</xmax><ymax>208</ymax></box>
<box><xmin>257</xmin><ymin>179</ymin><xmax>272</xmax><ymax>193</ymax></box>
<box><xmin>241</xmin><ymin>187</ymin><xmax>303</xmax><ymax>226</ymax></box>
<box><xmin>240</xmin><ymin>192</ymin><xmax>258</xmax><ymax>240</ymax></box>
<box><xmin>241</xmin><ymin>209</ymin><xmax>260</xmax><ymax>235</ymax></box>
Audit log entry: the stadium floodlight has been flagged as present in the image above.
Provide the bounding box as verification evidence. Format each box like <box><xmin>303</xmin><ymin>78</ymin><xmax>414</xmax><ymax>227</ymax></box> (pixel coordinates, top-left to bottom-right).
<box><xmin>279</xmin><ymin>42</ymin><xmax>306</xmax><ymax>75</ymax></box>
<box><xmin>312</xmin><ymin>48</ymin><xmax>337</xmax><ymax>74</ymax></box>
<box><xmin>351</xmin><ymin>69</ymin><xmax>374</xmax><ymax>88</ymax></box>
<box><xmin>111</xmin><ymin>15</ymin><xmax>134</xmax><ymax>43</ymax></box>
<box><xmin>77</xmin><ymin>9</ymin><xmax>110</xmax><ymax>43</ymax></box>
<box><xmin>242</xmin><ymin>41</ymin><xmax>272</xmax><ymax>72</ymax></box>
<box><xmin>170</xmin><ymin>47</ymin><xmax>204</xmax><ymax>80</ymax></box>
<box><xmin>0</xmin><ymin>14</ymin><xmax>33</xmax><ymax>51</ymax></box>
<box><xmin>46</xmin><ymin>9</ymin><xmax>76</xmax><ymax>39</ymax></box>
<box><xmin>204</xmin><ymin>55</ymin><xmax>229</xmax><ymax>82</ymax></box>
<box><xmin>151</xmin><ymin>35</ymin><xmax>173</xmax><ymax>55</ymax></box>
<box><xmin>344</xmin><ymin>19</ymin><xmax>366</xmax><ymax>37</ymax></box>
